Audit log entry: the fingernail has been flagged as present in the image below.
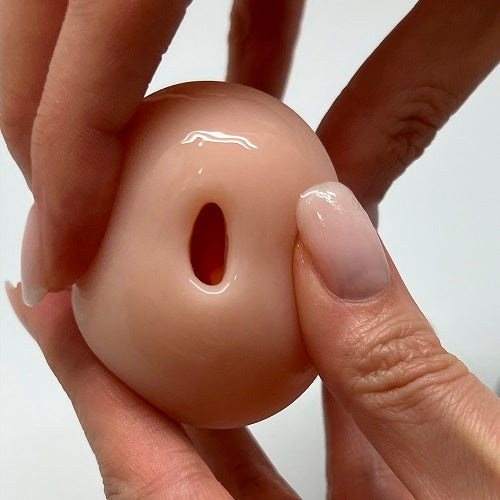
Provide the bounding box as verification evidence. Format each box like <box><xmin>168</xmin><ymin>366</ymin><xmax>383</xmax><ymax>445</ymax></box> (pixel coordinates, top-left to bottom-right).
<box><xmin>297</xmin><ymin>181</ymin><xmax>390</xmax><ymax>300</ymax></box>
<box><xmin>21</xmin><ymin>205</ymin><xmax>47</xmax><ymax>307</ymax></box>
<box><xmin>4</xmin><ymin>280</ymin><xmax>19</xmax><ymax>305</ymax></box>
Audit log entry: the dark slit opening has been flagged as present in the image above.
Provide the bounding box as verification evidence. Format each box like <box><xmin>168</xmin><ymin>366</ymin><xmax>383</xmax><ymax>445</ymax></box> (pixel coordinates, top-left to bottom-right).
<box><xmin>190</xmin><ymin>203</ymin><xmax>227</xmax><ymax>286</ymax></box>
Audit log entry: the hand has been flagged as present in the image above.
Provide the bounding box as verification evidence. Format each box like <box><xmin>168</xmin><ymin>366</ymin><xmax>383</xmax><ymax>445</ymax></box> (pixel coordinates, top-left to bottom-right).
<box><xmin>2</xmin><ymin>0</ymin><xmax>499</xmax><ymax>497</ymax></box>
<box><xmin>1</xmin><ymin>1</ymin><xmax>498</xmax><ymax>306</ymax></box>
<box><xmin>0</xmin><ymin>0</ymin><xmax>304</xmax><ymax>305</ymax></box>
<box><xmin>7</xmin><ymin>180</ymin><xmax>500</xmax><ymax>498</ymax></box>
<box><xmin>294</xmin><ymin>181</ymin><xmax>500</xmax><ymax>498</ymax></box>
<box><xmin>6</xmin><ymin>285</ymin><xmax>300</xmax><ymax>499</ymax></box>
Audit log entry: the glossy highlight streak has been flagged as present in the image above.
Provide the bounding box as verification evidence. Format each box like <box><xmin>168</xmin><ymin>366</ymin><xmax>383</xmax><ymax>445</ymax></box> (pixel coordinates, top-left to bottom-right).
<box><xmin>181</xmin><ymin>130</ymin><xmax>258</xmax><ymax>150</ymax></box>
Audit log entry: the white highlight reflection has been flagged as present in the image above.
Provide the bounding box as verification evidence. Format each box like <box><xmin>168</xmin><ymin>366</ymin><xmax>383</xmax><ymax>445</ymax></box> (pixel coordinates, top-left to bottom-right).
<box><xmin>188</xmin><ymin>279</ymin><xmax>231</xmax><ymax>295</ymax></box>
<box><xmin>181</xmin><ymin>130</ymin><xmax>258</xmax><ymax>150</ymax></box>
<box><xmin>300</xmin><ymin>188</ymin><xmax>337</xmax><ymax>205</ymax></box>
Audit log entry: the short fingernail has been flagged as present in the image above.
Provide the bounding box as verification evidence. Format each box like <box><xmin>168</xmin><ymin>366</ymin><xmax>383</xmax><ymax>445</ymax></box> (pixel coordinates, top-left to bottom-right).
<box><xmin>297</xmin><ymin>181</ymin><xmax>391</xmax><ymax>300</ymax></box>
<box><xmin>21</xmin><ymin>205</ymin><xmax>47</xmax><ymax>307</ymax></box>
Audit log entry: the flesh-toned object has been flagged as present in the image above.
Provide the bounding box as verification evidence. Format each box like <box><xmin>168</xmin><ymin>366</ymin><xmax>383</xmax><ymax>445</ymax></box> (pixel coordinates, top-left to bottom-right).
<box><xmin>72</xmin><ymin>81</ymin><xmax>337</xmax><ymax>428</ymax></box>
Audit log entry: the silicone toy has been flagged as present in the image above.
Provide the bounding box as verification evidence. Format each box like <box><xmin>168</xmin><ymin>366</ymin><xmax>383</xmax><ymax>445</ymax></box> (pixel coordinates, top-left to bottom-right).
<box><xmin>72</xmin><ymin>81</ymin><xmax>337</xmax><ymax>428</ymax></box>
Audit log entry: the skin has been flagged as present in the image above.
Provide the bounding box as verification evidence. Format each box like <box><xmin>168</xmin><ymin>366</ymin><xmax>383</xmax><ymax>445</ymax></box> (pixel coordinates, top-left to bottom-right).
<box><xmin>1</xmin><ymin>0</ymin><xmax>500</xmax><ymax>498</ymax></box>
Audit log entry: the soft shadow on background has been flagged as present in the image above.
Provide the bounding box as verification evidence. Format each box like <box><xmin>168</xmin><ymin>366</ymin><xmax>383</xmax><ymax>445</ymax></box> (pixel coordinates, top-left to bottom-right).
<box><xmin>1</xmin><ymin>2</ymin><xmax>499</xmax><ymax>499</ymax></box>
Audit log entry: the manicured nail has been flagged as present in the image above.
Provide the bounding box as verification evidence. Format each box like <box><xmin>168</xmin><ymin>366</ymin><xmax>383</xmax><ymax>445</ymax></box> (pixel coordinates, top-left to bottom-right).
<box><xmin>297</xmin><ymin>181</ymin><xmax>391</xmax><ymax>300</ymax></box>
<box><xmin>21</xmin><ymin>205</ymin><xmax>47</xmax><ymax>307</ymax></box>
<box><xmin>4</xmin><ymin>281</ymin><xmax>20</xmax><ymax>306</ymax></box>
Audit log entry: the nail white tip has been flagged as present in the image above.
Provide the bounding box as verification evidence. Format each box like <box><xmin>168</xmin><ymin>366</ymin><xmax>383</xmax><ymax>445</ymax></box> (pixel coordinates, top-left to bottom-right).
<box><xmin>21</xmin><ymin>283</ymin><xmax>47</xmax><ymax>307</ymax></box>
<box><xmin>5</xmin><ymin>280</ymin><xmax>16</xmax><ymax>293</ymax></box>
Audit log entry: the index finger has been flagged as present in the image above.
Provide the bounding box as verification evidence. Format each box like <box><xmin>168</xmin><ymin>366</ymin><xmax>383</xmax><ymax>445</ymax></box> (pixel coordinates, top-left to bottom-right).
<box><xmin>22</xmin><ymin>0</ymin><xmax>191</xmax><ymax>305</ymax></box>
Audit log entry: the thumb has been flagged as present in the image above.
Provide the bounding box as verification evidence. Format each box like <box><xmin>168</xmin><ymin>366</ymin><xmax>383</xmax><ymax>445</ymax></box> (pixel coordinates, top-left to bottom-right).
<box><xmin>293</xmin><ymin>181</ymin><xmax>500</xmax><ymax>499</ymax></box>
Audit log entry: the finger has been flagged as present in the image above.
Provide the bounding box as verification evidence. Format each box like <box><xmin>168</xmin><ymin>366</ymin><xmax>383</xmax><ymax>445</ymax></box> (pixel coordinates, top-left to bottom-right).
<box><xmin>322</xmin><ymin>387</ymin><xmax>413</xmax><ymax>500</ymax></box>
<box><xmin>186</xmin><ymin>426</ymin><xmax>299</xmax><ymax>499</ymax></box>
<box><xmin>0</xmin><ymin>0</ymin><xmax>66</xmax><ymax>180</ymax></box>
<box><xmin>317</xmin><ymin>0</ymin><xmax>500</xmax><ymax>208</ymax></box>
<box><xmin>22</xmin><ymin>0</ymin><xmax>191</xmax><ymax>305</ymax></box>
<box><xmin>6</xmin><ymin>283</ymin><xmax>232</xmax><ymax>498</ymax></box>
<box><xmin>227</xmin><ymin>0</ymin><xmax>305</xmax><ymax>99</ymax></box>
<box><xmin>294</xmin><ymin>182</ymin><xmax>500</xmax><ymax>498</ymax></box>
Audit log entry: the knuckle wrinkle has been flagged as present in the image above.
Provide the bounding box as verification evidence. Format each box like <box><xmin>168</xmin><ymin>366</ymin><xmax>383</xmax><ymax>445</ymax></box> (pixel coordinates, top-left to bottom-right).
<box><xmin>350</xmin><ymin>308</ymin><xmax>469</xmax><ymax>417</ymax></box>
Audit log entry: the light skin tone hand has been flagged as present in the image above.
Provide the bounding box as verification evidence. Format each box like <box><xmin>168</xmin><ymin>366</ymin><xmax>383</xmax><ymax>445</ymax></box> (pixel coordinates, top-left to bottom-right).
<box><xmin>1</xmin><ymin>0</ymin><xmax>498</xmax><ymax>301</ymax></box>
<box><xmin>5</xmin><ymin>286</ymin><xmax>299</xmax><ymax>499</ymax></box>
<box><xmin>293</xmin><ymin>180</ymin><xmax>500</xmax><ymax>498</ymax></box>
<box><xmin>0</xmin><ymin>0</ymin><xmax>304</xmax><ymax>304</ymax></box>
<box><xmin>6</xmin><ymin>222</ymin><xmax>500</xmax><ymax>498</ymax></box>
<box><xmin>2</xmin><ymin>0</ymin><xmax>500</xmax><ymax>498</ymax></box>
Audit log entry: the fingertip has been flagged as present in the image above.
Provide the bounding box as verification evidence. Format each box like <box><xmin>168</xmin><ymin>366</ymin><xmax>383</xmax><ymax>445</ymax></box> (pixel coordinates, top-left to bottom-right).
<box><xmin>21</xmin><ymin>285</ymin><xmax>47</xmax><ymax>308</ymax></box>
<box><xmin>4</xmin><ymin>280</ymin><xmax>17</xmax><ymax>294</ymax></box>
<box><xmin>5</xmin><ymin>279</ymin><xmax>74</xmax><ymax>345</ymax></box>
<box><xmin>296</xmin><ymin>182</ymin><xmax>391</xmax><ymax>301</ymax></box>
<box><xmin>4</xmin><ymin>281</ymin><xmax>34</xmax><ymax>337</ymax></box>
<box><xmin>5</xmin><ymin>280</ymin><xmax>24</xmax><ymax>316</ymax></box>
<box><xmin>20</xmin><ymin>204</ymin><xmax>47</xmax><ymax>306</ymax></box>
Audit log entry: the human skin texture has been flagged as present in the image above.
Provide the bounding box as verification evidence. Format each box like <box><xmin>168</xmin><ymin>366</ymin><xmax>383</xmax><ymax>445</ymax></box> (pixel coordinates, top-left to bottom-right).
<box><xmin>72</xmin><ymin>81</ymin><xmax>337</xmax><ymax>428</ymax></box>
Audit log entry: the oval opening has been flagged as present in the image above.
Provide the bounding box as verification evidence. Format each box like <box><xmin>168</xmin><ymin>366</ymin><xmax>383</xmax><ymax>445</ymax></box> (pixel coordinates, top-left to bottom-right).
<box><xmin>190</xmin><ymin>203</ymin><xmax>227</xmax><ymax>286</ymax></box>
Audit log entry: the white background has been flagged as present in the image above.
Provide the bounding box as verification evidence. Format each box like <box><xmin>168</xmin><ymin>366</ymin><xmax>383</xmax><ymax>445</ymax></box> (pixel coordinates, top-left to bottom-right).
<box><xmin>1</xmin><ymin>1</ymin><xmax>499</xmax><ymax>499</ymax></box>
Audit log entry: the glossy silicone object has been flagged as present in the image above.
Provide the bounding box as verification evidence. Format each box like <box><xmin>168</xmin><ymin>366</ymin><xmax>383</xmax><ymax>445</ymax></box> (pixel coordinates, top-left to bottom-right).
<box><xmin>72</xmin><ymin>81</ymin><xmax>337</xmax><ymax>428</ymax></box>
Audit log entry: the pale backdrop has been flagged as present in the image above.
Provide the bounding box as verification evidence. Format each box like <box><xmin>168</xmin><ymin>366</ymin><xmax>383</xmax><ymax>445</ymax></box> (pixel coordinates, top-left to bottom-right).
<box><xmin>1</xmin><ymin>1</ymin><xmax>499</xmax><ymax>498</ymax></box>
